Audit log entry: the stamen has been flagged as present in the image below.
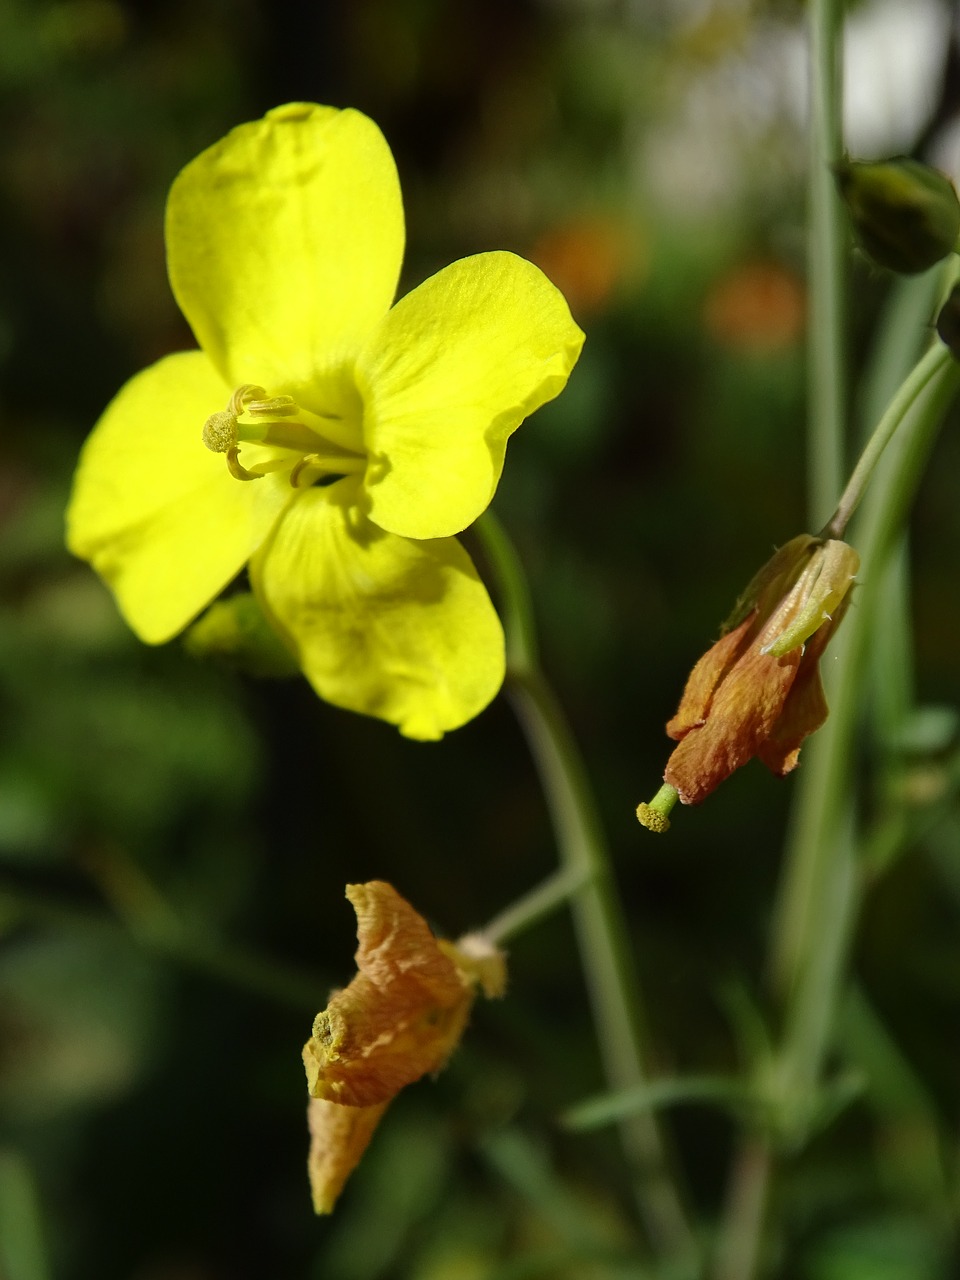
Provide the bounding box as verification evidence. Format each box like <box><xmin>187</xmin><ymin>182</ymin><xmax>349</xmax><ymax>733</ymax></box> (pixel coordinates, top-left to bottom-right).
<box><xmin>208</xmin><ymin>385</ymin><xmax>366</xmax><ymax>486</ymax></box>
<box><xmin>226</xmin><ymin>446</ymin><xmax>262</xmax><ymax>482</ymax></box>
<box><xmin>203</xmin><ymin>411</ymin><xmax>239</xmax><ymax>454</ymax></box>
<box><xmin>290</xmin><ymin>454</ymin><xmax>323</xmax><ymax>488</ymax></box>
<box><xmin>229</xmin><ymin>384</ymin><xmax>266</xmax><ymax>416</ymax></box>
<box><xmin>246</xmin><ymin>394</ymin><xmax>298</xmax><ymax>418</ymax></box>
<box><xmin>289</xmin><ymin>453</ymin><xmax>366</xmax><ymax>488</ymax></box>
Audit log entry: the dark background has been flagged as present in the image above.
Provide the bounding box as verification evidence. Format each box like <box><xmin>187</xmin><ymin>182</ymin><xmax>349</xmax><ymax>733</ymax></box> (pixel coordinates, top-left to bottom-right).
<box><xmin>2</xmin><ymin>1</ymin><xmax>960</xmax><ymax>1277</ymax></box>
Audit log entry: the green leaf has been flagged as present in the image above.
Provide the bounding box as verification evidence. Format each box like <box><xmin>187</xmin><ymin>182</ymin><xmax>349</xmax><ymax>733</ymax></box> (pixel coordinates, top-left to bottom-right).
<box><xmin>562</xmin><ymin>1076</ymin><xmax>750</xmax><ymax>1131</ymax></box>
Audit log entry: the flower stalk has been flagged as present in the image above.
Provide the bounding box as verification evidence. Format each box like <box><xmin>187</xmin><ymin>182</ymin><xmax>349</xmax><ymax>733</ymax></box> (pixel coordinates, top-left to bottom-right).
<box><xmin>476</xmin><ymin>512</ymin><xmax>698</xmax><ymax>1265</ymax></box>
<box><xmin>713</xmin><ymin>0</ymin><xmax>845</xmax><ymax>1271</ymax></box>
<box><xmin>820</xmin><ymin>343</ymin><xmax>955</xmax><ymax>540</ymax></box>
<box><xmin>807</xmin><ymin>0</ymin><xmax>846</xmax><ymax>529</ymax></box>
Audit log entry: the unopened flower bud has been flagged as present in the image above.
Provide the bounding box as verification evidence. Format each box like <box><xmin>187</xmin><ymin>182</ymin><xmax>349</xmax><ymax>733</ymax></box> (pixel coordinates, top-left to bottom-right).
<box><xmin>834</xmin><ymin>157</ymin><xmax>960</xmax><ymax>274</ymax></box>
<box><xmin>183</xmin><ymin>593</ymin><xmax>299</xmax><ymax>678</ymax></box>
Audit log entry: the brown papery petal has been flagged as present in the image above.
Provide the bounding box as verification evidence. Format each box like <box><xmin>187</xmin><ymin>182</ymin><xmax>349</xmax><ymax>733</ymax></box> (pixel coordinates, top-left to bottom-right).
<box><xmin>666</xmin><ymin>615</ymin><xmax>756</xmax><ymax>741</ymax></box>
<box><xmin>303</xmin><ymin>881</ymin><xmax>476</xmax><ymax>1107</ymax></box>
<box><xmin>307</xmin><ymin>1097</ymin><xmax>389</xmax><ymax>1214</ymax></box>
<box><xmin>665</xmin><ymin>643</ymin><xmax>801</xmax><ymax>804</ymax></box>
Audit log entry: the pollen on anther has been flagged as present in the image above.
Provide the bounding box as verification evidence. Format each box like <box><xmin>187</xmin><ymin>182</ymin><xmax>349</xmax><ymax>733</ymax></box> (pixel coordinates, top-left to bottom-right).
<box><xmin>636</xmin><ymin>803</ymin><xmax>671</xmax><ymax>834</ymax></box>
<box><xmin>202</xmin><ymin>410</ymin><xmax>238</xmax><ymax>454</ymax></box>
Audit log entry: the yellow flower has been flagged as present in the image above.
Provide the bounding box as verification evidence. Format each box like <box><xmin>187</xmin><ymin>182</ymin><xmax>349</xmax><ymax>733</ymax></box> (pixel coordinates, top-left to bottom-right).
<box><xmin>66</xmin><ymin>103</ymin><xmax>584</xmax><ymax>739</ymax></box>
<box><xmin>303</xmin><ymin>880</ymin><xmax>505</xmax><ymax>1213</ymax></box>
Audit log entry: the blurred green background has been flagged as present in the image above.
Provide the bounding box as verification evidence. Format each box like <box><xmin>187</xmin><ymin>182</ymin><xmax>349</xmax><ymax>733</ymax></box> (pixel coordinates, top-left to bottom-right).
<box><xmin>2</xmin><ymin>0</ymin><xmax>960</xmax><ymax>1277</ymax></box>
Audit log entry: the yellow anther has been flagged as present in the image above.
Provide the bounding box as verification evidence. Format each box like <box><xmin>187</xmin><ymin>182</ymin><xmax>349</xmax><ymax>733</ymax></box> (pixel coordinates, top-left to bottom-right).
<box><xmin>228</xmin><ymin>384</ymin><xmax>267</xmax><ymax>416</ymax></box>
<box><xmin>203</xmin><ymin>411</ymin><xmax>238</xmax><ymax>454</ymax></box>
<box><xmin>246</xmin><ymin>394</ymin><xmax>298</xmax><ymax>418</ymax></box>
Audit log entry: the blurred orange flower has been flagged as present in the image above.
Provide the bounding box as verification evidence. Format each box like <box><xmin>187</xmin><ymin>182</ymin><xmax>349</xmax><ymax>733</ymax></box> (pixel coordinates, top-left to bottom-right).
<box><xmin>702</xmin><ymin>260</ymin><xmax>805</xmax><ymax>352</ymax></box>
<box><xmin>529</xmin><ymin>214</ymin><xmax>640</xmax><ymax>315</ymax></box>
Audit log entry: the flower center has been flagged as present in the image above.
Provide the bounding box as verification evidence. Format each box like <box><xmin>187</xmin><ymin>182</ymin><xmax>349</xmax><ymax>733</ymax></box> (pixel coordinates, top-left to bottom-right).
<box><xmin>202</xmin><ymin>384</ymin><xmax>365</xmax><ymax>486</ymax></box>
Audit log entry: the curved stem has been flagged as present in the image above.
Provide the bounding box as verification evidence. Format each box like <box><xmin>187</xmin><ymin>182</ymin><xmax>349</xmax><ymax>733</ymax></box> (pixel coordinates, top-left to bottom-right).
<box><xmin>821</xmin><ymin>344</ymin><xmax>953</xmax><ymax>539</ymax></box>
<box><xmin>475</xmin><ymin>511</ymin><xmax>699</xmax><ymax>1267</ymax></box>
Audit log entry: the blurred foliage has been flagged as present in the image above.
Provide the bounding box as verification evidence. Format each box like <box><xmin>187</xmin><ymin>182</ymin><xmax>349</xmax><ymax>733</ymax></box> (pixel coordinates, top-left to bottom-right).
<box><xmin>1</xmin><ymin>0</ymin><xmax>960</xmax><ymax>1277</ymax></box>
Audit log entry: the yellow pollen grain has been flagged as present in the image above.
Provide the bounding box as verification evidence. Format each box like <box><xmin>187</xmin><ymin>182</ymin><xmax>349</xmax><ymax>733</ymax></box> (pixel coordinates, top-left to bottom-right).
<box><xmin>202</xmin><ymin>410</ymin><xmax>238</xmax><ymax>454</ymax></box>
<box><xmin>636</xmin><ymin>803</ymin><xmax>671</xmax><ymax>834</ymax></box>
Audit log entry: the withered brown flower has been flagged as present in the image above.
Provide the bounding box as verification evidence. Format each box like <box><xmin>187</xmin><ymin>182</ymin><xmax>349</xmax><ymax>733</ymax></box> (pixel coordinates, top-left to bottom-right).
<box><xmin>638</xmin><ymin>534</ymin><xmax>859</xmax><ymax>824</ymax></box>
<box><xmin>303</xmin><ymin>880</ymin><xmax>505</xmax><ymax>1212</ymax></box>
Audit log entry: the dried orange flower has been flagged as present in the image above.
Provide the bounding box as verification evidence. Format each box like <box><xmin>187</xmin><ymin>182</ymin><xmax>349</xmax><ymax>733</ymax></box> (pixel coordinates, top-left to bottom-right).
<box><xmin>302</xmin><ymin>880</ymin><xmax>505</xmax><ymax>1213</ymax></box>
<box><xmin>638</xmin><ymin>534</ymin><xmax>859</xmax><ymax>827</ymax></box>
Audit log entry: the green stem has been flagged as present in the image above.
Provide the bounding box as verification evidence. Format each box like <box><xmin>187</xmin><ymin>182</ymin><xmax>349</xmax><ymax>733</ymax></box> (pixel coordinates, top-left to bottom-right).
<box><xmin>711</xmin><ymin>1138</ymin><xmax>774</xmax><ymax>1280</ymax></box>
<box><xmin>475</xmin><ymin>511</ymin><xmax>699</xmax><ymax>1266</ymax></box>
<box><xmin>472</xmin><ymin>503</ymin><xmax>539</xmax><ymax>670</ymax></box>
<box><xmin>821</xmin><ymin>344</ymin><xmax>953</xmax><ymax>539</ymax></box>
<box><xmin>807</xmin><ymin>0</ymin><xmax>846</xmax><ymax>528</ymax></box>
<box><xmin>713</xmin><ymin>4</ymin><xmax>846</xmax><ymax>1268</ymax></box>
<box><xmin>482</xmin><ymin>867</ymin><xmax>591</xmax><ymax>945</ymax></box>
<box><xmin>772</xmin><ymin>346</ymin><xmax>960</xmax><ymax>1103</ymax></box>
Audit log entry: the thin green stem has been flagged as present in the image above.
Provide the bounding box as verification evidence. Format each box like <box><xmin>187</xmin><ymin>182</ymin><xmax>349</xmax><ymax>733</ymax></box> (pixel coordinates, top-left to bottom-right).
<box><xmin>470</xmin><ymin>504</ymin><xmax>538</xmax><ymax>671</ymax></box>
<box><xmin>713</xmin><ymin>5</ymin><xmax>846</xmax><ymax>1269</ymax></box>
<box><xmin>475</xmin><ymin>511</ymin><xmax>699</xmax><ymax>1267</ymax></box>
<box><xmin>714</xmin><ymin>346</ymin><xmax>960</xmax><ymax>1280</ymax></box>
<box><xmin>482</xmin><ymin>867</ymin><xmax>591</xmax><ymax>946</ymax></box>
<box><xmin>564</xmin><ymin>1076</ymin><xmax>750</xmax><ymax>1131</ymax></box>
<box><xmin>711</xmin><ymin>1138</ymin><xmax>774</xmax><ymax>1280</ymax></box>
<box><xmin>821</xmin><ymin>344</ymin><xmax>953</xmax><ymax>539</ymax></box>
<box><xmin>807</xmin><ymin>0</ymin><xmax>846</xmax><ymax>527</ymax></box>
<box><xmin>772</xmin><ymin>266</ymin><xmax>954</xmax><ymax>991</ymax></box>
<box><xmin>771</xmin><ymin>346</ymin><xmax>960</xmax><ymax>1102</ymax></box>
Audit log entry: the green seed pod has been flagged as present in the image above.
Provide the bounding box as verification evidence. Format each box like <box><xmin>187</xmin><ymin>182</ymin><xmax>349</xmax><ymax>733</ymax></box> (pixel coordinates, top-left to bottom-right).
<box><xmin>834</xmin><ymin>157</ymin><xmax>960</xmax><ymax>274</ymax></box>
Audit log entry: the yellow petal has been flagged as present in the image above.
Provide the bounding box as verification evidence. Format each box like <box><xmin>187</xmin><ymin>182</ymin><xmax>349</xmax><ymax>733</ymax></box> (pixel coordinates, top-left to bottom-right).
<box><xmin>252</xmin><ymin>481</ymin><xmax>505</xmax><ymax>739</ymax></box>
<box><xmin>166</xmin><ymin>103</ymin><xmax>404</xmax><ymax>416</ymax></box>
<box><xmin>66</xmin><ymin>351</ymin><xmax>289</xmax><ymax>643</ymax></box>
<box><xmin>357</xmin><ymin>251</ymin><xmax>585</xmax><ymax>539</ymax></box>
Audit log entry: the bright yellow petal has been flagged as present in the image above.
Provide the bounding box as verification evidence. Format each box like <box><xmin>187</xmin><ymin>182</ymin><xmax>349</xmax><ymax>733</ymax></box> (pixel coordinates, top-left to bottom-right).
<box><xmin>356</xmin><ymin>251</ymin><xmax>584</xmax><ymax>540</ymax></box>
<box><xmin>66</xmin><ymin>351</ymin><xmax>290</xmax><ymax>643</ymax></box>
<box><xmin>252</xmin><ymin>481</ymin><xmax>505</xmax><ymax>739</ymax></box>
<box><xmin>166</xmin><ymin>103</ymin><xmax>404</xmax><ymax>417</ymax></box>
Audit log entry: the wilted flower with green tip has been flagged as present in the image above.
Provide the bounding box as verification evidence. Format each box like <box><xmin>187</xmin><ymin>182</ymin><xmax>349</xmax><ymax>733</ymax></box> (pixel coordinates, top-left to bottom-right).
<box><xmin>638</xmin><ymin>534</ymin><xmax>860</xmax><ymax>827</ymax></box>
<box><xmin>66</xmin><ymin>103</ymin><xmax>584</xmax><ymax>739</ymax></box>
